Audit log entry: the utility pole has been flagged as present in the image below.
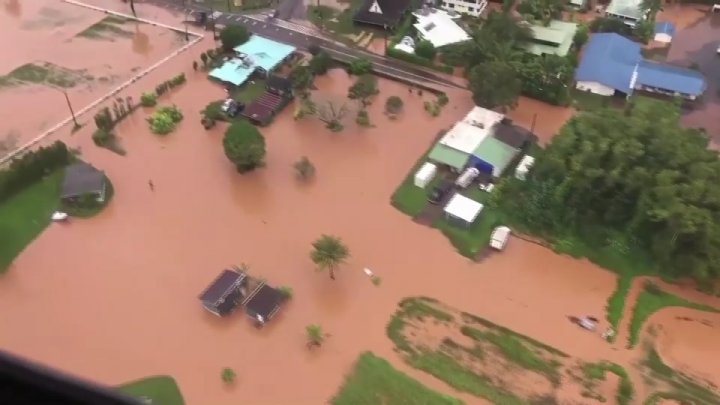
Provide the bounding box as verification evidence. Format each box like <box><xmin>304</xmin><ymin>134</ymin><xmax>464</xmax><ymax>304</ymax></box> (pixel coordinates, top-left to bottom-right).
<box><xmin>62</xmin><ymin>90</ymin><xmax>79</xmax><ymax>128</ymax></box>
<box><xmin>129</xmin><ymin>0</ymin><xmax>136</xmax><ymax>17</ymax></box>
<box><xmin>227</xmin><ymin>0</ymin><xmax>231</xmax><ymax>12</ymax></box>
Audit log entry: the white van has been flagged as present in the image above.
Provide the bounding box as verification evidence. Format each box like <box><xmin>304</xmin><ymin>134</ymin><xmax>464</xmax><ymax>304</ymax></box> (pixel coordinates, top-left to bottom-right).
<box><xmin>489</xmin><ymin>226</ymin><xmax>511</xmax><ymax>250</ymax></box>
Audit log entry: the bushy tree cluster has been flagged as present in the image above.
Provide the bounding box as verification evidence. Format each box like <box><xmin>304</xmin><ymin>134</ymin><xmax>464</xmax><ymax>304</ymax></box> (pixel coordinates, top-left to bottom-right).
<box><xmin>223</xmin><ymin>121</ymin><xmax>266</xmax><ymax>173</ymax></box>
<box><xmin>448</xmin><ymin>11</ymin><xmax>575</xmax><ymax>109</ymax></box>
<box><xmin>503</xmin><ymin>99</ymin><xmax>720</xmax><ymax>283</ymax></box>
<box><xmin>0</xmin><ymin>141</ymin><xmax>70</xmax><ymax>201</ymax></box>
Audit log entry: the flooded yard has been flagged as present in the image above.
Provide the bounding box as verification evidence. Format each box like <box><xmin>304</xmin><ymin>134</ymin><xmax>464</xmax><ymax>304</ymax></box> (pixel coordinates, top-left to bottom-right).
<box><xmin>661</xmin><ymin>4</ymin><xmax>720</xmax><ymax>146</ymax></box>
<box><xmin>0</xmin><ymin>0</ymin><xmax>188</xmax><ymax>147</ymax></box>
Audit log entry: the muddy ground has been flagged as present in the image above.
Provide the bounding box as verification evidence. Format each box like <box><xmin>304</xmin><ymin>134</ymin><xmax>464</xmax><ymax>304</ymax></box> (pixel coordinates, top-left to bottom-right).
<box><xmin>0</xmin><ymin>2</ymin><xmax>719</xmax><ymax>405</ymax></box>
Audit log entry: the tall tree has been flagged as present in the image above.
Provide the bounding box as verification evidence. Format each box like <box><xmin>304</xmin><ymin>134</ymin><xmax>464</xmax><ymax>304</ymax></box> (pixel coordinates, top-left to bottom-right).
<box><xmin>310</xmin><ymin>235</ymin><xmax>350</xmax><ymax>280</ymax></box>
<box><xmin>468</xmin><ymin>61</ymin><xmax>522</xmax><ymax>110</ymax></box>
<box><xmin>219</xmin><ymin>25</ymin><xmax>250</xmax><ymax>52</ymax></box>
<box><xmin>348</xmin><ymin>74</ymin><xmax>379</xmax><ymax>107</ymax></box>
<box><xmin>223</xmin><ymin>121</ymin><xmax>266</xmax><ymax>173</ymax></box>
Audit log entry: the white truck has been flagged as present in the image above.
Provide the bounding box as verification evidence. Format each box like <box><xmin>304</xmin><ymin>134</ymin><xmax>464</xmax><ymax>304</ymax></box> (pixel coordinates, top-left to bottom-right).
<box><xmin>489</xmin><ymin>226</ymin><xmax>511</xmax><ymax>250</ymax></box>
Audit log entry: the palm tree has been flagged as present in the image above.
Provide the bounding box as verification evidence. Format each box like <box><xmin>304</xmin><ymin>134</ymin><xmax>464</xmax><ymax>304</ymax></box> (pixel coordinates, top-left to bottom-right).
<box><xmin>310</xmin><ymin>235</ymin><xmax>349</xmax><ymax>280</ymax></box>
<box><xmin>306</xmin><ymin>324</ymin><xmax>325</xmax><ymax>348</ymax></box>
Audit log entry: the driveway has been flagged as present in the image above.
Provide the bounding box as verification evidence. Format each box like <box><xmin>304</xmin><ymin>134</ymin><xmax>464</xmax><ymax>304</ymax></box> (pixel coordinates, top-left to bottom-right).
<box><xmin>664</xmin><ymin>6</ymin><xmax>720</xmax><ymax>145</ymax></box>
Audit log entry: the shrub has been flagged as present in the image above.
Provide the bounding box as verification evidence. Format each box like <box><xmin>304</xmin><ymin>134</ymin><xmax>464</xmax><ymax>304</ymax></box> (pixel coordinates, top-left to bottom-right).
<box><xmin>219</xmin><ymin>25</ymin><xmax>250</xmax><ymax>51</ymax></box>
<box><xmin>170</xmin><ymin>73</ymin><xmax>186</xmax><ymax>86</ymax></box>
<box><xmin>147</xmin><ymin>105</ymin><xmax>183</xmax><ymax>135</ymax></box>
<box><xmin>140</xmin><ymin>92</ymin><xmax>157</xmax><ymax>107</ymax></box>
<box><xmin>92</xmin><ymin>128</ymin><xmax>113</xmax><ymax>145</ymax></box>
<box><xmin>573</xmin><ymin>24</ymin><xmax>589</xmax><ymax>47</ymax></box>
<box><xmin>93</xmin><ymin>107</ymin><xmax>113</xmax><ymax>131</ymax></box>
<box><xmin>437</xmin><ymin>92</ymin><xmax>449</xmax><ymax>107</ymax></box>
<box><xmin>278</xmin><ymin>286</ymin><xmax>293</xmax><ymax>299</ymax></box>
<box><xmin>355</xmin><ymin>109</ymin><xmax>371</xmax><ymax>127</ymax></box>
<box><xmin>221</xmin><ymin>368</ymin><xmax>236</xmax><ymax>384</ymax></box>
<box><xmin>200</xmin><ymin>52</ymin><xmax>208</xmax><ymax>66</ymax></box>
<box><xmin>424</xmin><ymin>101</ymin><xmax>441</xmax><ymax>117</ymax></box>
<box><xmin>293</xmin><ymin>156</ymin><xmax>315</xmax><ymax>180</ymax></box>
<box><xmin>193</xmin><ymin>60</ymin><xmax>198</xmax><ymax>71</ymax></box>
<box><xmin>349</xmin><ymin>58</ymin><xmax>372</xmax><ymax>75</ymax></box>
<box><xmin>155</xmin><ymin>82</ymin><xmax>169</xmax><ymax>96</ymax></box>
<box><xmin>309</xmin><ymin>51</ymin><xmax>332</xmax><ymax>75</ymax></box>
<box><xmin>201</xmin><ymin>116</ymin><xmax>216</xmax><ymax>129</ymax></box>
<box><xmin>202</xmin><ymin>101</ymin><xmax>225</xmax><ymax>121</ymax></box>
<box><xmin>415</xmin><ymin>40</ymin><xmax>436</xmax><ymax>60</ymax></box>
<box><xmin>223</xmin><ymin>121</ymin><xmax>266</xmax><ymax>173</ymax></box>
<box><xmin>0</xmin><ymin>141</ymin><xmax>70</xmax><ymax>202</ymax></box>
<box><xmin>384</xmin><ymin>96</ymin><xmax>404</xmax><ymax>116</ymax></box>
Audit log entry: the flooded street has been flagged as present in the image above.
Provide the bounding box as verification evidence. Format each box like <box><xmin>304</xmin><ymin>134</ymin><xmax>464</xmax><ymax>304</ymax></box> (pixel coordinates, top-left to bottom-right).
<box><xmin>0</xmin><ymin>2</ymin><xmax>718</xmax><ymax>404</ymax></box>
<box><xmin>662</xmin><ymin>4</ymin><xmax>720</xmax><ymax>145</ymax></box>
<box><xmin>0</xmin><ymin>0</ymin><xmax>187</xmax><ymax>145</ymax></box>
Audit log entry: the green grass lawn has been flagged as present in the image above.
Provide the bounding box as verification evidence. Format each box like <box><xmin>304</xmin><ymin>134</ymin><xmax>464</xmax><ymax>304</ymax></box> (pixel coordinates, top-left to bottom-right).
<box><xmin>307</xmin><ymin>0</ymin><xmax>363</xmax><ymax>36</ymax></box>
<box><xmin>331</xmin><ymin>352</ymin><xmax>464</xmax><ymax>405</ymax></box>
<box><xmin>581</xmin><ymin>362</ymin><xmax>634</xmax><ymax>405</ymax></box>
<box><xmin>387</xmin><ymin>297</ymin><xmax>569</xmax><ymax>405</ymax></box>
<box><xmin>627</xmin><ymin>282</ymin><xmax>719</xmax><ymax>348</ymax></box>
<box><xmin>231</xmin><ymin>79</ymin><xmax>266</xmax><ymax>104</ymax></box>
<box><xmin>0</xmin><ymin>171</ymin><xmax>63</xmax><ymax>273</ymax></box>
<box><xmin>643</xmin><ymin>348</ymin><xmax>720</xmax><ymax>404</ymax></box>
<box><xmin>118</xmin><ymin>376</ymin><xmax>185</xmax><ymax>405</ymax></box>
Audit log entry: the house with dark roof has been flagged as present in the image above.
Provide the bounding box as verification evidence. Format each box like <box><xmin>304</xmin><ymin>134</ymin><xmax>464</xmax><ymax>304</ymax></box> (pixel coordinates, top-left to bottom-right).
<box><xmin>353</xmin><ymin>0</ymin><xmax>412</xmax><ymax>29</ymax></box>
<box><xmin>244</xmin><ymin>284</ymin><xmax>285</xmax><ymax>326</ymax></box>
<box><xmin>575</xmin><ymin>33</ymin><xmax>706</xmax><ymax>100</ymax></box>
<box><xmin>198</xmin><ymin>269</ymin><xmax>248</xmax><ymax>316</ymax></box>
<box><xmin>61</xmin><ymin>162</ymin><xmax>107</xmax><ymax>203</ymax></box>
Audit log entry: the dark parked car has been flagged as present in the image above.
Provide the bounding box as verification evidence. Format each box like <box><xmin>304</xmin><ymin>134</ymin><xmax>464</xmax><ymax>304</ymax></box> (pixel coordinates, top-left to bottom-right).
<box><xmin>428</xmin><ymin>180</ymin><xmax>453</xmax><ymax>205</ymax></box>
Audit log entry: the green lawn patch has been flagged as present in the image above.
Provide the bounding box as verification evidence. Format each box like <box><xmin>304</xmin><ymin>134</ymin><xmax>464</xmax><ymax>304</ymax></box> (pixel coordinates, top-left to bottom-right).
<box><xmin>580</xmin><ymin>362</ymin><xmax>634</xmax><ymax>405</ymax></box>
<box><xmin>331</xmin><ymin>352</ymin><xmax>464</xmax><ymax>405</ymax></box>
<box><xmin>0</xmin><ymin>62</ymin><xmax>91</xmax><ymax>89</ymax></box>
<box><xmin>643</xmin><ymin>348</ymin><xmax>720</xmax><ymax>404</ymax></box>
<box><xmin>231</xmin><ymin>79</ymin><xmax>266</xmax><ymax>104</ymax></box>
<box><xmin>118</xmin><ymin>375</ymin><xmax>185</xmax><ymax>405</ymax></box>
<box><xmin>0</xmin><ymin>171</ymin><xmax>63</xmax><ymax>272</ymax></box>
<box><xmin>307</xmin><ymin>0</ymin><xmax>362</xmax><ymax>36</ymax></box>
<box><xmin>605</xmin><ymin>274</ymin><xmax>634</xmax><ymax>341</ymax></box>
<box><xmin>77</xmin><ymin>15</ymin><xmax>133</xmax><ymax>40</ymax></box>
<box><xmin>387</xmin><ymin>297</ymin><xmax>568</xmax><ymax>404</ymax></box>
<box><xmin>410</xmin><ymin>351</ymin><xmax>524</xmax><ymax>405</ymax></box>
<box><xmin>627</xmin><ymin>282</ymin><xmax>719</xmax><ymax>348</ymax></box>
<box><xmin>460</xmin><ymin>326</ymin><xmax>562</xmax><ymax>386</ymax></box>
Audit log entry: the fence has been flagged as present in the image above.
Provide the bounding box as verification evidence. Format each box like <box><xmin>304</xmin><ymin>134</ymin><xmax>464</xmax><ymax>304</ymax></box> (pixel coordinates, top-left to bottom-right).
<box><xmin>0</xmin><ymin>0</ymin><xmax>205</xmax><ymax>166</ymax></box>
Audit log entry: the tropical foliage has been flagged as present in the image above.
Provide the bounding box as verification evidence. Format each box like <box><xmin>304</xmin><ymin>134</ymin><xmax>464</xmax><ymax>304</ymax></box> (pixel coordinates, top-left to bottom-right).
<box><xmin>310</xmin><ymin>235</ymin><xmax>350</xmax><ymax>280</ymax></box>
<box><xmin>223</xmin><ymin>121</ymin><xmax>266</xmax><ymax>173</ymax></box>
<box><xmin>497</xmin><ymin>98</ymin><xmax>720</xmax><ymax>284</ymax></box>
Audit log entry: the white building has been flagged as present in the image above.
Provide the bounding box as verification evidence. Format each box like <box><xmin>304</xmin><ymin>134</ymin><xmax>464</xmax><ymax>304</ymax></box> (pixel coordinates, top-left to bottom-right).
<box><xmin>414</xmin><ymin>162</ymin><xmax>437</xmax><ymax>188</ymax></box>
<box><xmin>413</xmin><ymin>8</ymin><xmax>471</xmax><ymax>48</ymax></box>
<box><xmin>444</xmin><ymin>193</ymin><xmax>484</xmax><ymax>228</ymax></box>
<box><xmin>439</xmin><ymin>0</ymin><xmax>488</xmax><ymax>17</ymax></box>
<box><xmin>605</xmin><ymin>0</ymin><xmax>647</xmax><ymax>27</ymax></box>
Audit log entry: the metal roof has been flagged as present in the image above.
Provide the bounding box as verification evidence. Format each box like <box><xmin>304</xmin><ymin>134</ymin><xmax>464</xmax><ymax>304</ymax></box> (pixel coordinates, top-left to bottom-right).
<box><xmin>575</xmin><ymin>33</ymin><xmax>639</xmax><ymax>94</ymax></box>
<box><xmin>635</xmin><ymin>61</ymin><xmax>706</xmax><ymax>96</ymax></box>
<box><xmin>654</xmin><ymin>21</ymin><xmax>676</xmax><ymax>36</ymax></box>
<box><xmin>606</xmin><ymin>0</ymin><xmax>645</xmax><ymax>20</ymax></box>
<box><xmin>428</xmin><ymin>143</ymin><xmax>470</xmax><ymax>170</ymax></box>
<box><xmin>61</xmin><ymin>162</ymin><xmax>105</xmax><ymax>199</ymax></box>
<box><xmin>198</xmin><ymin>270</ymin><xmax>246</xmax><ymax>305</ymax></box>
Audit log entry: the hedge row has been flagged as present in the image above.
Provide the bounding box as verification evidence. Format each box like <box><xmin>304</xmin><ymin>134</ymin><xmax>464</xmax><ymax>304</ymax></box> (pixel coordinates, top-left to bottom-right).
<box><xmin>0</xmin><ymin>141</ymin><xmax>70</xmax><ymax>202</ymax></box>
<box><xmin>386</xmin><ymin>47</ymin><xmax>454</xmax><ymax>74</ymax></box>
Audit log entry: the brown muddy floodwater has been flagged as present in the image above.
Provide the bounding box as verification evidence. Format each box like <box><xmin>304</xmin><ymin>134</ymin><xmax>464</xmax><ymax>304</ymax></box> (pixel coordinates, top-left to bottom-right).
<box><xmin>0</xmin><ymin>0</ymin><xmax>187</xmax><ymax>146</ymax></box>
<box><xmin>0</xmin><ymin>3</ymin><xmax>715</xmax><ymax>405</ymax></box>
<box><xmin>652</xmin><ymin>308</ymin><xmax>720</xmax><ymax>388</ymax></box>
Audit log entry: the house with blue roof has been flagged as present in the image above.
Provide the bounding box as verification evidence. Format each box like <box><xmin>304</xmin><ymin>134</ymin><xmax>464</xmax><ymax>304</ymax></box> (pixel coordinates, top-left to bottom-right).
<box><xmin>575</xmin><ymin>33</ymin><xmax>706</xmax><ymax>101</ymax></box>
<box><xmin>654</xmin><ymin>21</ymin><xmax>676</xmax><ymax>43</ymax></box>
<box><xmin>209</xmin><ymin>35</ymin><xmax>296</xmax><ymax>86</ymax></box>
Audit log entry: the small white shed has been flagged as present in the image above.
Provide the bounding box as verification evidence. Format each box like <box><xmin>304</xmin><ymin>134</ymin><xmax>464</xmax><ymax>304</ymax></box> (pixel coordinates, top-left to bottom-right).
<box><xmin>414</xmin><ymin>162</ymin><xmax>437</xmax><ymax>188</ymax></box>
<box><xmin>443</xmin><ymin>193</ymin><xmax>484</xmax><ymax>227</ymax></box>
<box><xmin>654</xmin><ymin>22</ymin><xmax>676</xmax><ymax>44</ymax></box>
<box><xmin>515</xmin><ymin>155</ymin><xmax>535</xmax><ymax>181</ymax></box>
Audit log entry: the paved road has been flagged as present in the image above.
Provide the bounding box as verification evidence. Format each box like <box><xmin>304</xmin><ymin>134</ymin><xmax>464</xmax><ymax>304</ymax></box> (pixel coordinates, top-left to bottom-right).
<box><xmin>147</xmin><ymin>0</ymin><xmax>465</xmax><ymax>89</ymax></box>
